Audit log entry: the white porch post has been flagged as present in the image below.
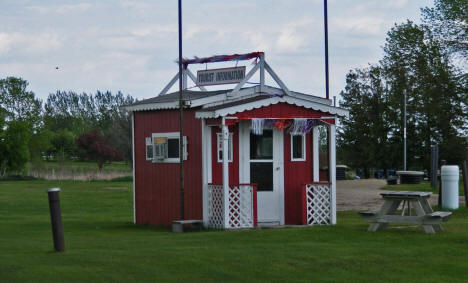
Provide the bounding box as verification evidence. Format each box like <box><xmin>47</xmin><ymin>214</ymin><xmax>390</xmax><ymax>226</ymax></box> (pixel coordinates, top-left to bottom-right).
<box><xmin>221</xmin><ymin>117</ymin><xmax>230</xmax><ymax>228</ymax></box>
<box><xmin>201</xmin><ymin>119</ymin><xmax>212</xmax><ymax>227</ymax></box>
<box><xmin>312</xmin><ymin>126</ymin><xmax>320</xmax><ymax>182</ymax></box>
<box><xmin>329</xmin><ymin>123</ymin><xmax>337</xmax><ymax>224</ymax></box>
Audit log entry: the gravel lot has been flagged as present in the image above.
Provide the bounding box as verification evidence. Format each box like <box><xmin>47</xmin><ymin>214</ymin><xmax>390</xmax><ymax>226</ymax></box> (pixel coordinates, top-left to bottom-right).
<box><xmin>336</xmin><ymin>179</ymin><xmax>442</xmax><ymax>211</ymax></box>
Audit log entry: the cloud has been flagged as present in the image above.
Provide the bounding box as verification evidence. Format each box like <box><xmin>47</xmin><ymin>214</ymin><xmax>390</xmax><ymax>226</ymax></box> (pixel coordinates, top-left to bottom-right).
<box><xmin>0</xmin><ymin>33</ymin><xmax>15</xmax><ymax>55</ymax></box>
<box><xmin>0</xmin><ymin>32</ymin><xmax>62</xmax><ymax>55</ymax></box>
<box><xmin>332</xmin><ymin>17</ymin><xmax>387</xmax><ymax>36</ymax></box>
<box><xmin>385</xmin><ymin>0</ymin><xmax>409</xmax><ymax>9</ymax></box>
<box><xmin>275</xmin><ymin>19</ymin><xmax>316</xmax><ymax>52</ymax></box>
<box><xmin>27</xmin><ymin>3</ymin><xmax>92</xmax><ymax>14</ymax></box>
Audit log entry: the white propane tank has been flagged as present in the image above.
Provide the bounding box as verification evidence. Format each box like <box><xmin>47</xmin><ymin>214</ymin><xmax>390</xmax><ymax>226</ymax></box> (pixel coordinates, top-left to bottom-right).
<box><xmin>441</xmin><ymin>165</ymin><xmax>459</xmax><ymax>209</ymax></box>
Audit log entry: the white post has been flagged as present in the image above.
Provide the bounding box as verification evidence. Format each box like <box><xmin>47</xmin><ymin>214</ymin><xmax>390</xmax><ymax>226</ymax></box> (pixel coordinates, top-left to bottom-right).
<box><xmin>259</xmin><ymin>53</ymin><xmax>265</xmax><ymax>93</ymax></box>
<box><xmin>313</xmin><ymin>126</ymin><xmax>320</xmax><ymax>182</ymax></box>
<box><xmin>131</xmin><ymin>112</ymin><xmax>136</xmax><ymax>224</ymax></box>
<box><xmin>221</xmin><ymin>117</ymin><xmax>230</xmax><ymax>228</ymax></box>
<box><xmin>329</xmin><ymin>124</ymin><xmax>337</xmax><ymax>224</ymax></box>
<box><xmin>201</xmin><ymin>119</ymin><xmax>210</xmax><ymax>227</ymax></box>
<box><xmin>182</xmin><ymin>68</ymin><xmax>188</xmax><ymax>90</ymax></box>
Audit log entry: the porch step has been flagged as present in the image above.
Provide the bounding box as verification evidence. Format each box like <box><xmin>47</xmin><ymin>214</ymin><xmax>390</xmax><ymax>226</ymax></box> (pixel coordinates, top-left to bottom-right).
<box><xmin>172</xmin><ymin>220</ymin><xmax>203</xmax><ymax>233</ymax></box>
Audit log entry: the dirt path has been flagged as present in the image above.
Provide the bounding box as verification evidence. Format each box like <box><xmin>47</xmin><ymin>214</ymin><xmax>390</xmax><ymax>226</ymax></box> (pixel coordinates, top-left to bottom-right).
<box><xmin>336</xmin><ymin>179</ymin><xmax>442</xmax><ymax>211</ymax></box>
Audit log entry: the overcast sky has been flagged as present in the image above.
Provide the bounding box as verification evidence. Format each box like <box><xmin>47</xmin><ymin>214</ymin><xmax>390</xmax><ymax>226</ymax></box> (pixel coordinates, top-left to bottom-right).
<box><xmin>0</xmin><ymin>0</ymin><xmax>431</xmax><ymax>101</ymax></box>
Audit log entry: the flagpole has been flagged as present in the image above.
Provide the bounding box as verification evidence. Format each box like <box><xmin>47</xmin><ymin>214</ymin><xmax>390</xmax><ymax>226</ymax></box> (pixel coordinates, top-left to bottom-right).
<box><xmin>324</xmin><ymin>0</ymin><xmax>330</xmax><ymax>100</ymax></box>
<box><xmin>324</xmin><ymin>0</ymin><xmax>332</xmax><ymax>182</ymax></box>
<box><xmin>178</xmin><ymin>0</ymin><xmax>185</xmax><ymax>220</ymax></box>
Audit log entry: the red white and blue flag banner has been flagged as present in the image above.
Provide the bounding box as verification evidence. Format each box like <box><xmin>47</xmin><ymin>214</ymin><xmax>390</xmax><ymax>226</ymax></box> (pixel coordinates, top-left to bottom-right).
<box><xmin>181</xmin><ymin>51</ymin><xmax>263</xmax><ymax>66</ymax></box>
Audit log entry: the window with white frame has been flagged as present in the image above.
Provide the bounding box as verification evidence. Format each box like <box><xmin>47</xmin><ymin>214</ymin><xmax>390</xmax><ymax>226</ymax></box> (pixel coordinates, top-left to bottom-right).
<box><xmin>148</xmin><ymin>132</ymin><xmax>187</xmax><ymax>163</ymax></box>
<box><xmin>216</xmin><ymin>132</ymin><xmax>233</xmax><ymax>162</ymax></box>
<box><xmin>145</xmin><ymin>137</ymin><xmax>154</xmax><ymax>160</ymax></box>
<box><xmin>291</xmin><ymin>134</ymin><xmax>306</xmax><ymax>161</ymax></box>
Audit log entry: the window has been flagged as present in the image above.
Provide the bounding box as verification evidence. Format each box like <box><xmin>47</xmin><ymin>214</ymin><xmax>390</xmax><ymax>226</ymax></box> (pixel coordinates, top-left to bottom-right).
<box><xmin>150</xmin><ymin>132</ymin><xmax>187</xmax><ymax>163</ymax></box>
<box><xmin>216</xmin><ymin>133</ymin><xmax>233</xmax><ymax>162</ymax></box>
<box><xmin>291</xmin><ymin>134</ymin><xmax>306</xmax><ymax>161</ymax></box>
<box><xmin>250</xmin><ymin>130</ymin><xmax>273</xmax><ymax>160</ymax></box>
<box><xmin>250</xmin><ymin>130</ymin><xmax>273</xmax><ymax>191</ymax></box>
<box><xmin>145</xmin><ymin>137</ymin><xmax>153</xmax><ymax>160</ymax></box>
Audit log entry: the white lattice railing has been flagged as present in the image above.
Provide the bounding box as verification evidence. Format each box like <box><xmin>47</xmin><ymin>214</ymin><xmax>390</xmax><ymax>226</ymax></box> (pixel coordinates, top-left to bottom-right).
<box><xmin>302</xmin><ymin>183</ymin><xmax>331</xmax><ymax>225</ymax></box>
<box><xmin>207</xmin><ymin>184</ymin><xmax>257</xmax><ymax>229</ymax></box>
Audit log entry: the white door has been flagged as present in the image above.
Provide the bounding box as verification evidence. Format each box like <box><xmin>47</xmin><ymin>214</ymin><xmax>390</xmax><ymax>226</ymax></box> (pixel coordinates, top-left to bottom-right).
<box><xmin>239</xmin><ymin>122</ymin><xmax>284</xmax><ymax>226</ymax></box>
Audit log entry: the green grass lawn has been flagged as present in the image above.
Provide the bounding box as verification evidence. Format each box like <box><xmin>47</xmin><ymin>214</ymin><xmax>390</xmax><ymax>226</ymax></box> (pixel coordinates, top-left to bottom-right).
<box><xmin>1</xmin><ymin>180</ymin><xmax>468</xmax><ymax>282</ymax></box>
<box><xmin>383</xmin><ymin>180</ymin><xmax>466</xmax><ymax>196</ymax></box>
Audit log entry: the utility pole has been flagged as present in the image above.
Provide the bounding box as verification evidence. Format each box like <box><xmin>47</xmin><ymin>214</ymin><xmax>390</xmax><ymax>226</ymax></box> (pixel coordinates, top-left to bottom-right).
<box><xmin>324</xmin><ymin>0</ymin><xmax>330</xmax><ymax>100</ymax></box>
<box><xmin>178</xmin><ymin>0</ymin><xmax>184</xmax><ymax>220</ymax></box>
<box><xmin>403</xmin><ymin>89</ymin><xmax>407</xmax><ymax>171</ymax></box>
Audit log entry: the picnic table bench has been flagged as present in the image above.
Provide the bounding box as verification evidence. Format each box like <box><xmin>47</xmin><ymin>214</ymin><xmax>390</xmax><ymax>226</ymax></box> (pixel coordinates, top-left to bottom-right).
<box><xmin>360</xmin><ymin>191</ymin><xmax>451</xmax><ymax>234</ymax></box>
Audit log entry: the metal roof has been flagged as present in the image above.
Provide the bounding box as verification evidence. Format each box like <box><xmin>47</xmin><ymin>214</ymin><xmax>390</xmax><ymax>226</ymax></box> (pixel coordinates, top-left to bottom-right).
<box><xmin>122</xmin><ymin>85</ymin><xmax>349</xmax><ymax>119</ymax></box>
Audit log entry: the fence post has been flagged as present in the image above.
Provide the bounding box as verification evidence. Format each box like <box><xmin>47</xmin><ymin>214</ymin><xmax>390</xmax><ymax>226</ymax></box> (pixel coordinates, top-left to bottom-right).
<box><xmin>47</xmin><ymin>188</ymin><xmax>65</xmax><ymax>252</ymax></box>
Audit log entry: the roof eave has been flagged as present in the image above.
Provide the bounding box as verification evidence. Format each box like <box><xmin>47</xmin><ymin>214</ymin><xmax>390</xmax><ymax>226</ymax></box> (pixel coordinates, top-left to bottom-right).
<box><xmin>195</xmin><ymin>96</ymin><xmax>349</xmax><ymax>119</ymax></box>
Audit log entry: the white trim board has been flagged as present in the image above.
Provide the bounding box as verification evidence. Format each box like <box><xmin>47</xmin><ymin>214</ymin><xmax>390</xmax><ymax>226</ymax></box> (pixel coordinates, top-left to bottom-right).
<box><xmin>195</xmin><ymin>96</ymin><xmax>349</xmax><ymax>119</ymax></box>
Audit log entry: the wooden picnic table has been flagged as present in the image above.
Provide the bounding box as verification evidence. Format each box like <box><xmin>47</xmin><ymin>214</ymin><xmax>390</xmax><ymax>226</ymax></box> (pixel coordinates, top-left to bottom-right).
<box><xmin>360</xmin><ymin>191</ymin><xmax>451</xmax><ymax>234</ymax></box>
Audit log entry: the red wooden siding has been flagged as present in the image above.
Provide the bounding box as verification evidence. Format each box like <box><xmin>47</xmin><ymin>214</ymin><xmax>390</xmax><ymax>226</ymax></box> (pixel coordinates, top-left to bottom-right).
<box><xmin>235</xmin><ymin>103</ymin><xmax>335</xmax><ymax>124</ymax></box>
<box><xmin>283</xmin><ymin>131</ymin><xmax>313</xmax><ymax>224</ymax></box>
<box><xmin>133</xmin><ymin>103</ymin><xmax>333</xmax><ymax>227</ymax></box>
<box><xmin>134</xmin><ymin>110</ymin><xmax>203</xmax><ymax>226</ymax></box>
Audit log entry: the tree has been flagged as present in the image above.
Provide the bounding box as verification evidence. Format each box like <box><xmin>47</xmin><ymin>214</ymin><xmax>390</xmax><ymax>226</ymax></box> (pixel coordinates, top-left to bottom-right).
<box><xmin>0</xmin><ymin>77</ymin><xmax>42</xmax><ymax>126</ymax></box>
<box><xmin>44</xmin><ymin>90</ymin><xmax>135</xmax><ymax>163</ymax></box>
<box><xmin>381</xmin><ymin>21</ymin><xmax>467</xmax><ymax>168</ymax></box>
<box><xmin>51</xmin><ymin>129</ymin><xmax>76</xmax><ymax>161</ymax></box>
<box><xmin>0</xmin><ymin>121</ymin><xmax>31</xmax><ymax>174</ymax></box>
<box><xmin>0</xmin><ymin>77</ymin><xmax>41</xmax><ymax>173</ymax></box>
<box><xmin>339</xmin><ymin>20</ymin><xmax>467</xmax><ymax>175</ymax></box>
<box><xmin>338</xmin><ymin>66</ymin><xmax>392</xmax><ymax>177</ymax></box>
<box><xmin>422</xmin><ymin>0</ymin><xmax>468</xmax><ymax>59</ymax></box>
<box><xmin>75</xmin><ymin>130</ymin><xmax>121</xmax><ymax>171</ymax></box>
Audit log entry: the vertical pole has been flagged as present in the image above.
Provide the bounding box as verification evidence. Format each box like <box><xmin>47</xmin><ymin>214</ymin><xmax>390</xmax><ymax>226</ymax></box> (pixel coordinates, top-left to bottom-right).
<box><xmin>312</xmin><ymin>126</ymin><xmax>320</xmax><ymax>182</ymax></box>
<box><xmin>324</xmin><ymin>0</ymin><xmax>332</xmax><ymax>185</ymax></box>
<box><xmin>403</xmin><ymin>89</ymin><xmax>407</xmax><ymax>171</ymax></box>
<box><xmin>463</xmin><ymin>151</ymin><xmax>468</xmax><ymax>208</ymax></box>
<box><xmin>182</xmin><ymin>68</ymin><xmax>188</xmax><ymax>90</ymax></box>
<box><xmin>430</xmin><ymin>144</ymin><xmax>438</xmax><ymax>189</ymax></box>
<box><xmin>47</xmin><ymin>188</ymin><xmax>65</xmax><ymax>252</ymax></box>
<box><xmin>222</xmin><ymin>117</ymin><xmax>230</xmax><ymax>228</ymax></box>
<box><xmin>324</xmin><ymin>0</ymin><xmax>330</xmax><ymax>100</ymax></box>
<box><xmin>131</xmin><ymin>113</ymin><xmax>136</xmax><ymax>224</ymax></box>
<box><xmin>439</xmin><ymin>159</ymin><xmax>446</xmax><ymax>208</ymax></box>
<box><xmin>178</xmin><ymin>0</ymin><xmax>184</xmax><ymax>220</ymax></box>
<box><xmin>329</xmin><ymin>124</ymin><xmax>336</xmax><ymax>225</ymax></box>
<box><xmin>259</xmin><ymin>53</ymin><xmax>265</xmax><ymax>93</ymax></box>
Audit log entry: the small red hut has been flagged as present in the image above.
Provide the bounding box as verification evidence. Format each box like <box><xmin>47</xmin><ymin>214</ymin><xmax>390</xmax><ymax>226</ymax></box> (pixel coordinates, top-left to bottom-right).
<box><xmin>124</xmin><ymin>52</ymin><xmax>348</xmax><ymax>229</ymax></box>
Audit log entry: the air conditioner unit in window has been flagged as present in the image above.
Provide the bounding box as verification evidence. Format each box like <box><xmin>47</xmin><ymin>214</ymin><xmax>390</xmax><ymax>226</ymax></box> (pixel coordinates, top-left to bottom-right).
<box><xmin>153</xmin><ymin>137</ymin><xmax>168</xmax><ymax>160</ymax></box>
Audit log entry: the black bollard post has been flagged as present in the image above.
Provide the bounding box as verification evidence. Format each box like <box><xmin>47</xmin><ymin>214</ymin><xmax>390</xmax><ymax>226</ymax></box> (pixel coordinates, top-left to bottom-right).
<box><xmin>463</xmin><ymin>151</ymin><xmax>468</xmax><ymax>208</ymax></box>
<box><xmin>430</xmin><ymin>145</ymin><xmax>438</xmax><ymax>189</ymax></box>
<box><xmin>438</xmin><ymin>160</ymin><xmax>446</xmax><ymax>208</ymax></box>
<box><xmin>47</xmin><ymin>188</ymin><xmax>65</xmax><ymax>252</ymax></box>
